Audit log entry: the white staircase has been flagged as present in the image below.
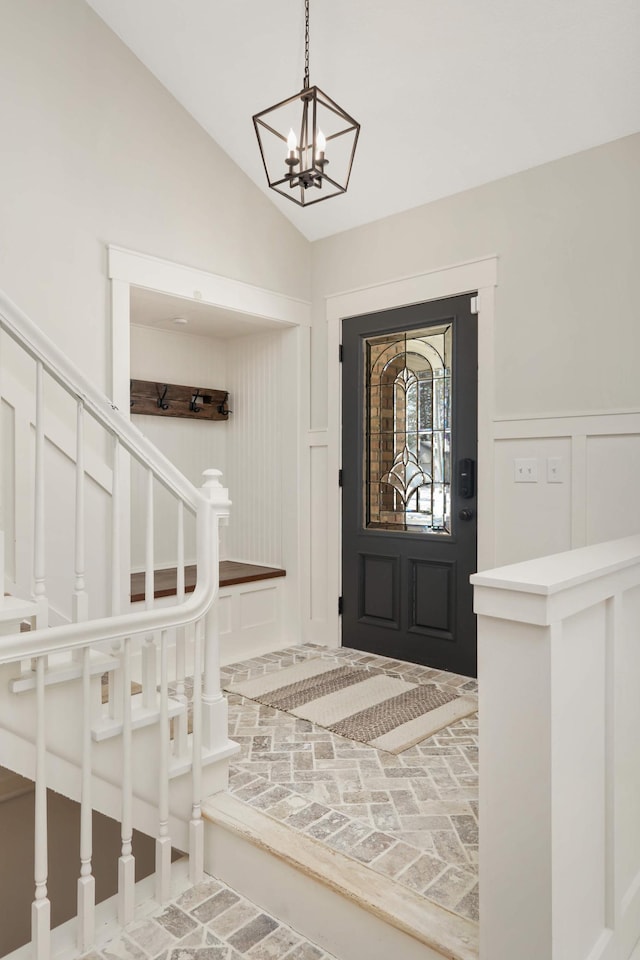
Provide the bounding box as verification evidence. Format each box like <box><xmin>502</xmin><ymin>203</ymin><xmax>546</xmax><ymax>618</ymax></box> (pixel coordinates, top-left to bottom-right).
<box><xmin>0</xmin><ymin>288</ymin><xmax>237</xmax><ymax>958</ymax></box>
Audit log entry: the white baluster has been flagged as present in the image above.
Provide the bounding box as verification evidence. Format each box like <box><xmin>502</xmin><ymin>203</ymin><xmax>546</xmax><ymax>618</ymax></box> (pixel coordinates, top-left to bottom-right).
<box><xmin>173</xmin><ymin>501</ymin><xmax>188</xmax><ymax>757</ymax></box>
<box><xmin>189</xmin><ymin>619</ymin><xmax>203</xmax><ymax>884</ymax></box>
<box><xmin>156</xmin><ymin>629</ymin><xmax>171</xmax><ymax>903</ymax></box>
<box><xmin>32</xmin><ymin>655</ymin><xmax>51</xmax><ymax>960</ymax></box>
<box><xmin>33</xmin><ymin>361</ymin><xmax>47</xmax><ymax>627</ymax></box>
<box><xmin>200</xmin><ymin>469</ymin><xmax>231</xmax><ymax>751</ymax></box>
<box><xmin>0</xmin><ymin>329</ymin><xmax>4</xmax><ymax>592</ymax></box>
<box><xmin>111</xmin><ymin>436</ymin><xmax>121</xmax><ymax>617</ymax></box>
<box><xmin>110</xmin><ymin>438</ymin><xmax>123</xmax><ymax>720</ymax></box>
<box><xmin>77</xmin><ymin>646</ymin><xmax>95</xmax><ymax>950</ymax></box>
<box><xmin>142</xmin><ymin>468</ymin><xmax>157</xmax><ymax>709</ymax></box>
<box><xmin>72</xmin><ymin>399</ymin><xmax>88</xmax><ymax>623</ymax></box>
<box><xmin>118</xmin><ymin>636</ymin><xmax>135</xmax><ymax>926</ymax></box>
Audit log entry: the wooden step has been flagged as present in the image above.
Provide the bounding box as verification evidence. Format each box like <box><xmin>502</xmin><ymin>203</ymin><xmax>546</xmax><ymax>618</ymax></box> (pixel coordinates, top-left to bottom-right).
<box><xmin>203</xmin><ymin>792</ymin><xmax>478</xmax><ymax>960</ymax></box>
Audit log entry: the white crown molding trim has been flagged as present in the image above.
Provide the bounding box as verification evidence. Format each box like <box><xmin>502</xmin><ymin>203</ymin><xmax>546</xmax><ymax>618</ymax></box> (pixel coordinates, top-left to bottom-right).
<box><xmin>108</xmin><ymin>245</ymin><xmax>311</xmax><ymax>329</ymax></box>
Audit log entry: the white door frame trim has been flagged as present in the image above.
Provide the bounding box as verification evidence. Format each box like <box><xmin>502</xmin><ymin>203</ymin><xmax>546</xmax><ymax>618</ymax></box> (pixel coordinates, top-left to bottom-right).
<box><xmin>324</xmin><ymin>255</ymin><xmax>498</xmax><ymax>648</ymax></box>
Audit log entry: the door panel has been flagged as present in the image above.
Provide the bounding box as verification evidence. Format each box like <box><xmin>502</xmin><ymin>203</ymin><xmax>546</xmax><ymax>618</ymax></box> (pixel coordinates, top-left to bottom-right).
<box><xmin>341</xmin><ymin>295</ymin><xmax>478</xmax><ymax>677</ymax></box>
<box><xmin>409</xmin><ymin>558</ymin><xmax>454</xmax><ymax>637</ymax></box>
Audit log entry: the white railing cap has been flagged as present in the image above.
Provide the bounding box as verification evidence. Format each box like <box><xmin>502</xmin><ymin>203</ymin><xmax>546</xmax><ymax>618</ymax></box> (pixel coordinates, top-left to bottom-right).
<box><xmin>472</xmin><ymin>533</ymin><xmax>640</xmax><ymax>596</ymax></box>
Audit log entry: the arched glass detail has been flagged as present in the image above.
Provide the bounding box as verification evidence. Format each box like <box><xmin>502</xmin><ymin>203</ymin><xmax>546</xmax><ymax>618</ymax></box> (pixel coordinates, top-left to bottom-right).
<box><xmin>365</xmin><ymin>323</ymin><xmax>452</xmax><ymax>533</ymax></box>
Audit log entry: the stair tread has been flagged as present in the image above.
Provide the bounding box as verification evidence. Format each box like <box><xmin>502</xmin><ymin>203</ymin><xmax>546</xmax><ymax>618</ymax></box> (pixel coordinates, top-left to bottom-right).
<box><xmin>0</xmin><ymin>596</ymin><xmax>40</xmax><ymax>622</ymax></box>
<box><xmin>203</xmin><ymin>791</ymin><xmax>478</xmax><ymax>960</ymax></box>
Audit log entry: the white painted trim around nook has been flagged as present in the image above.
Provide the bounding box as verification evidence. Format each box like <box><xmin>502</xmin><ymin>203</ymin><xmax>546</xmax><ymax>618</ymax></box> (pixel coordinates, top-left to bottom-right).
<box><xmin>107</xmin><ymin>244</ymin><xmax>311</xmax><ymax>650</ymax></box>
<box><xmin>108</xmin><ymin>245</ymin><xmax>311</xmax><ymax>328</ymax></box>
<box><xmin>321</xmin><ymin>256</ymin><xmax>498</xmax><ymax>649</ymax></box>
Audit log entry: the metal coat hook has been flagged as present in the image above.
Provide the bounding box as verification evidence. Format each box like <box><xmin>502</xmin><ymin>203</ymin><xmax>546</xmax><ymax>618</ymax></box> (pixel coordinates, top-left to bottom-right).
<box><xmin>156</xmin><ymin>384</ymin><xmax>170</xmax><ymax>410</ymax></box>
<box><xmin>189</xmin><ymin>389</ymin><xmax>202</xmax><ymax>413</ymax></box>
<box><xmin>217</xmin><ymin>392</ymin><xmax>232</xmax><ymax>417</ymax></box>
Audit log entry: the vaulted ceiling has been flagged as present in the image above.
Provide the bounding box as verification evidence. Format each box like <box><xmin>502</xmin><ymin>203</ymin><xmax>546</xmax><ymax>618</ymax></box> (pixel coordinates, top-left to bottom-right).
<box><xmin>85</xmin><ymin>0</ymin><xmax>640</xmax><ymax>241</ymax></box>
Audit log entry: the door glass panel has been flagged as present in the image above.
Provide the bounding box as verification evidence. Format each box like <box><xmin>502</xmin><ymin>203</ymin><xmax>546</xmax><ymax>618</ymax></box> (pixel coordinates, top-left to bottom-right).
<box><xmin>365</xmin><ymin>323</ymin><xmax>452</xmax><ymax>534</ymax></box>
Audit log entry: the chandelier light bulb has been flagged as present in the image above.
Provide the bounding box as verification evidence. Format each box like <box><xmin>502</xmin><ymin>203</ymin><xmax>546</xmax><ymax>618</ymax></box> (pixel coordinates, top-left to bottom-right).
<box><xmin>287</xmin><ymin>128</ymin><xmax>298</xmax><ymax>157</ymax></box>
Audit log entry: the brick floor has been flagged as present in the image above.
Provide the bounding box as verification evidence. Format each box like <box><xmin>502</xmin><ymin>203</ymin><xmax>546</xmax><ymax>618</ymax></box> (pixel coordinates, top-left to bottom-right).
<box><xmin>221</xmin><ymin>645</ymin><xmax>478</xmax><ymax>923</ymax></box>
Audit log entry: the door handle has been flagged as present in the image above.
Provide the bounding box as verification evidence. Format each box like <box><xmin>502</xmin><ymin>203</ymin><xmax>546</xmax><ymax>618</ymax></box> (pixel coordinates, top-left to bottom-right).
<box><xmin>458</xmin><ymin>508</ymin><xmax>474</xmax><ymax>522</ymax></box>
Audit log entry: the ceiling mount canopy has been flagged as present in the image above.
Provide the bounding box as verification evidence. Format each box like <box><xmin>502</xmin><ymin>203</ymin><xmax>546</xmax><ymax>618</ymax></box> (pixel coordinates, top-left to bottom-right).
<box><xmin>253</xmin><ymin>0</ymin><xmax>360</xmax><ymax>207</ymax></box>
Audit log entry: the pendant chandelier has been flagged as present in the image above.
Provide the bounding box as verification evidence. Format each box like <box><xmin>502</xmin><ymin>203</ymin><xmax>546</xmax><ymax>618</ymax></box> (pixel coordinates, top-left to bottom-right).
<box><xmin>253</xmin><ymin>0</ymin><xmax>360</xmax><ymax>207</ymax></box>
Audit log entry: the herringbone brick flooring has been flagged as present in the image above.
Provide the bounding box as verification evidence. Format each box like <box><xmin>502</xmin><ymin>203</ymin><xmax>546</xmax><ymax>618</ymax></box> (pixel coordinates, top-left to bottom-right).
<box><xmin>221</xmin><ymin>645</ymin><xmax>479</xmax><ymax>923</ymax></box>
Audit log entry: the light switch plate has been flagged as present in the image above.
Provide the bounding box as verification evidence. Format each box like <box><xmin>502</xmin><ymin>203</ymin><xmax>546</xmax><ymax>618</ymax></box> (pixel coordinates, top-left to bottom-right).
<box><xmin>547</xmin><ymin>457</ymin><xmax>564</xmax><ymax>483</ymax></box>
<box><xmin>514</xmin><ymin>458</ymin><xmax>538</xmax><ymax>482</ymax></box>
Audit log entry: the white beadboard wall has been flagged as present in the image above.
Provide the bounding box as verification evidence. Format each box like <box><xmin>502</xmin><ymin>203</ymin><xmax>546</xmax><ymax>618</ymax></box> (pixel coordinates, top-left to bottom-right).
<box><xmin>130</xmin><ymin>323</ymin><xmax>288</xmax><ymax>572</ymax></box>
<box><xmin>225</xmin><ymin>331</ymin><xmax>283</xmax><ymax>567</ymax></box>
<box><xmin>129</xmin><ymin>324</ymin><xmax>229</xmax><ymax>569</ymax></box>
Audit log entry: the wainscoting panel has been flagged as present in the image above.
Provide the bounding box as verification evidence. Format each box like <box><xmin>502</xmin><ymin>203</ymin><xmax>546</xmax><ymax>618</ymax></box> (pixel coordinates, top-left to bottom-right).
<box><xmin>586</xmin><ymin>433</ymin><xmax>640</xmax><ymax>546</ymax></box>
<box><xmin>493</xmin><ymin>412</ymin><xmax>640</xmax><ymax>567</ymax></box>
<box><xmin>220</xmin><ymin>580</ymin><xmax>284</xmax><ymax>665</ymax></box>
<box><xmin>309</xmin><ymin>442</ymin><xmax>328</xmax><ymax>624</ymax></box>
<box><xmin>240</xmin><ymin>585</ymin><xmax>277</xmax><ymax>631</ymax></box>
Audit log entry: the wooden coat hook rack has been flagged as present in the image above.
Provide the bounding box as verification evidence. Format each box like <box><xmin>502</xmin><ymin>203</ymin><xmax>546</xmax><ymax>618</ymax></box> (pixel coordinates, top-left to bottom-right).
<box><xmin>130</xmin><ymin>379</ymin><xmax>230</xmax><ymax>421</ymax></box>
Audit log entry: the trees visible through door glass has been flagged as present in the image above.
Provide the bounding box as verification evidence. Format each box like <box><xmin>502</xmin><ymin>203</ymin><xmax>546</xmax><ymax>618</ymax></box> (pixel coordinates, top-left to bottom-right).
<box><xmin>365</xmin><ymin>323</ymin><xmax>452</xmax><ymax>533</ymax></box>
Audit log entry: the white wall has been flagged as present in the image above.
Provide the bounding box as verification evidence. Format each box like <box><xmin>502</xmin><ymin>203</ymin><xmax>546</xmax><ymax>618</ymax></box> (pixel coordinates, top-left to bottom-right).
<box><xmin>0</xmin><ymin>0</ymin><xmax>310</xmax><ymax>399</ymax></box>
<box><xmin>130</xmin><ymin>322</ymin><xmax>298</xmax><ymax>579</ymax></box>
<box><xmin>312</xmin><ymin>134</ymin><xmax>640</xmax><ymax>425</ymax></box>
<box><xmin>130</xmin><ymin>323</ymin><xmax>228</xmax><ymax>569</ymax></box>
<box><xmin>306</xmin><ymin>134</ymin><xmax>640</xmax><ymax>641</ymax></box>
<box><xmin>0</xmin><ymin>0</ymin><xmax>310</xmax><ymax>617</ymax></box>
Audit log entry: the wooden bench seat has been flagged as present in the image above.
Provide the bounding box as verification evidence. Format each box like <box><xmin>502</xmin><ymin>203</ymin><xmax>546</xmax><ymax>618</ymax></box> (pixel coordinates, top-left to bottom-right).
<box><xmin>130</xmin><ymin>561</ymin><xmax>286</xmax><ymax>604</ymax></box>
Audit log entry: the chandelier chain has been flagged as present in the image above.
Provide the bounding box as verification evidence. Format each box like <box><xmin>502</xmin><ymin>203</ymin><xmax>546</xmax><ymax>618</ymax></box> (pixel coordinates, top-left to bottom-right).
<box><xmin>304</xmin><ymin>0</ymin><xmax>310</xmax><ymax>89</ymax></box>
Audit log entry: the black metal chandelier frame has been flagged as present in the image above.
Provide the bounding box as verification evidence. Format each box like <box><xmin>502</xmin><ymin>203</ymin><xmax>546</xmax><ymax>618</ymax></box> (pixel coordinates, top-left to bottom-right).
<box><xmin>253</xmin><ymin>0</ymin><xmax>360</xmax><ymax>207</ymax></box>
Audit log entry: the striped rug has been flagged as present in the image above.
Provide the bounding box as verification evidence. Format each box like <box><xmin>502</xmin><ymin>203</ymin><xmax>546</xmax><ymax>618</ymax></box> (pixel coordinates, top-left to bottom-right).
<box><xmin>224</xmin><ymin>659</ymin><xmax>477</xmax><ymax>754</ymax></box>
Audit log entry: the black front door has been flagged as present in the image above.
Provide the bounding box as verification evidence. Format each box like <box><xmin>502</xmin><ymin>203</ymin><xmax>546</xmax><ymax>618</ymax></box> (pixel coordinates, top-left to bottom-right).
<box><xmin>341</xmin><ymin>295</ymin><xmax>478</xmax><ymax>677</ymax></box>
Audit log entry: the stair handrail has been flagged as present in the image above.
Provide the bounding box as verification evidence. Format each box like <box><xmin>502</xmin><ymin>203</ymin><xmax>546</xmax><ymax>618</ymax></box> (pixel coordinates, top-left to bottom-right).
<box><xmin>0</xmin><ymin>289</ymin><xmax>199</xmax><ymax>510</ymax></box>
<box><xmin>0</xmin><ymin>287</ymin><xmax>225</xmax><ymax>662</ymax></box>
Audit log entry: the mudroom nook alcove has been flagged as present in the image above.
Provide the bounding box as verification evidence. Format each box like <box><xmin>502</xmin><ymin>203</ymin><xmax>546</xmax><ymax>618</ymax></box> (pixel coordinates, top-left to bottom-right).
<box><xmin>127</xmin><ymin>284</ymin><xmax>299</xmax><ymax>664</ymax></box>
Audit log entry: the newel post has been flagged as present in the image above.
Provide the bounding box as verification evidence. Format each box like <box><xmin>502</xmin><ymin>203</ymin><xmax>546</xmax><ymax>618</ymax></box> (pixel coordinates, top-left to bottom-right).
<box><xmin>200</xmin><ymin>468</ymin><xmax>231</xmax><ymax>751</ymax></box>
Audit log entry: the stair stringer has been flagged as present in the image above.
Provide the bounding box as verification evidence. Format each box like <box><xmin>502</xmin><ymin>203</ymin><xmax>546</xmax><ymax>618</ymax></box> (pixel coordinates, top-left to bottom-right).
<box><xmin>0</xmin><ymin>661</ymin><xmax>238</xmax><ymax>847</ymax></box>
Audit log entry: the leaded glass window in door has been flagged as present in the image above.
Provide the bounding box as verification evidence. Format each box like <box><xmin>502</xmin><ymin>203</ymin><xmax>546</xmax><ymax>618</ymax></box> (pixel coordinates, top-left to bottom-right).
<box><xmin>365</xmin><ymin>323</ymin><xmax>452</xmax><ymax>533</ymax></box>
